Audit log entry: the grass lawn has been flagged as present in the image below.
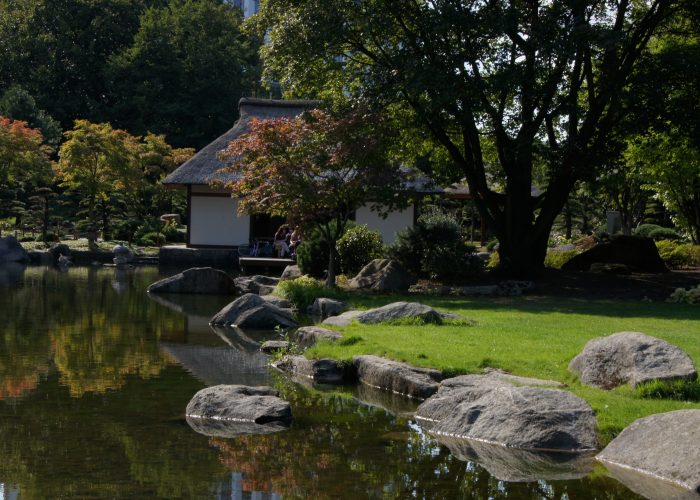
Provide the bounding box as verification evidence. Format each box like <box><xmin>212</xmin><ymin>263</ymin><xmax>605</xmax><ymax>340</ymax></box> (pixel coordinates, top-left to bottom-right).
<box><xmin>20</xmin><ymin>238</ymin><xmax>162</xmax><ymax>255</ymax></box>
<box><xmin>306</xmin><ymin>293</ymin><xmax>700</xmax><ymax>444</ymax></box>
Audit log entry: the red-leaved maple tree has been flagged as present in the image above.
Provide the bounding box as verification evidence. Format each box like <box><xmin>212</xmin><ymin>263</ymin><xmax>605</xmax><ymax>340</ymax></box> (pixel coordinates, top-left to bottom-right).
<box><xmin>218</xmin><ymin>109</ymin><xmax>405</xmax><ymax>286</ymax></box>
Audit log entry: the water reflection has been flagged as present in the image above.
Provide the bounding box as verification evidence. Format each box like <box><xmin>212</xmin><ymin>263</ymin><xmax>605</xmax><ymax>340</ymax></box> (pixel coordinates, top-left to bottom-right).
<box><xmin>0</xmin><ymin>267</ymin><xmax>646</xmax><ymax>498</ymax></box>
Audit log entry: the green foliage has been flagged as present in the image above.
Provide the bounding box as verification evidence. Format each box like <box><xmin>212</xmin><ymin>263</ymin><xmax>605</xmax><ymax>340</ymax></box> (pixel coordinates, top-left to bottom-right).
<box><xmin>667</xmin><ymin>284</ymin><xmax>700</xmax><ymax>304</ymax></box>
<box><xmin>296</xmin><ymin>222</ymin><xmax>344</xmax><ymax>278</ymax></box>
<box><xmin>634</xmin><ymin>223</ymin><xmax>665</xmax><ymax>238</ymax></box>
<box><xmin>336</xmin><ymin>224</ymin><xmax>384</xmax><ymax>276</ymax></box>
<box><xmin>0</xmin><ymin>85</ymin><xmax>62</xmax><ymax>148</ymax></box>
<box><xmin>656</xmin><ymin>240</ymin><xmax>700</xmax><ymax>269</ymax></box>
<box><xmin>636</xmin><ymin>379</ymin><xmax>700</xmax><ymax>401</ymax></box>
<box><xmin>648</xmin><ymin>227</ymin><xmax>681</xmax><ymax>241</ymax></box>
<box><xmin>388</xmin><ymin>208</ymin><xmax>482</xmax><ymax>282</ymax></box>
<box><xmin>544</xmin><ymin>249</ymin><xmax>580</xmax><ymax>269</ymax></box>
<box><xmin>137</xmin><ymin>231</ymin><xmax>166</xmax><ymax>247</ymax></box>
<box><xmin>274</xmin><ymin>276</ymin><xmax>344</xmax><ymax>311</ymax></box>
<box><xmin>106</xmin><ymin>0</ymin><xmax>258</xmax><ymax>148</ymax></box>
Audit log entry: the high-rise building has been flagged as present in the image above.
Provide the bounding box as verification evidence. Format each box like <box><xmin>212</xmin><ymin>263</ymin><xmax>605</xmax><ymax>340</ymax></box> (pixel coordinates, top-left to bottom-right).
<box><xmin>225</xmin><ymin>0</ymin><xmax>259</xmax><ymax>18</ymax></box>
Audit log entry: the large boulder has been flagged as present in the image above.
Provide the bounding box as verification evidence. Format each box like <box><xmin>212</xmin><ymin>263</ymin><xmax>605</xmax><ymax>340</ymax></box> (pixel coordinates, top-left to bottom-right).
<box><xmin>261</xmin><ymin>295</ymin><xmax>292</xmax><ymax>309</ymax></box>
<box><xmin>428</xmin><ymin>386</ymin><xmax>598</xmax><ymax>452</ymax></box>
<box><xmin>0</xmin><ymin>236</ymin><xmax>29</xmax><ymax>264</ymax></box>
<box><xmin>597</xmin><ymin>410</ymin><xmax>700</xmax><ymax>497</ymax></box>
<box><xmin>274</xmin><ymin>355</ymin><xmax>355</xmax><ymax>385</ymax></box>
<box><xmin>185</xmin><ymin>385</ymin><xmax>292</xmax><ymax>437</ymax></box>
<box><xmin>321</xmin><ymin>310</ymin><xmax>364</xmax><ymax>327</ymax></box>
<box><xmin>308</xmin><ymin>298</ymin><xmax>347</xmax><ymax>319</ymax></box>
<box><xmin>280</xmin><ymin>265</ymin><xmax>302</xmax><ymax>281</ymax></box>
<box><xmin>348</xmin><ymin>259</ymin><xmax>416</xmax><ymax>291</ymax></box>
<box><xmin>569</xmin><ymin>332</ymin><xmax>697</xmax><ymax>389</ymax></box>
<box><xmin>293</xmin><ymin>326</ymin><xmax>343</xmax><ymax>349</ymax></box>
<box><xmin>234</xmin><ymin>275</ymin><xmax>280</xmax><ymax>295</ymax></box>
<box><xmin>321</xmin><ymin>302</ymin><xmax>456</xmax><ymax>327</ymax></box>
<box><xmin>210</xmin><ymin>293</ymin><xmax>297</xmax><ymax>329</ymax></box>
<box><xmin>561</xmin><ymin>235</ymin><xmax>668</xmax><ymax>273</ymax></box>
<box><xmin>417</xmin><ymin>372</ymin><xmax>566</xmax><ymax>427</ymax></box>
<box><xmin>147</xmin><ymin>267</ymin><xmax>236</xmax><ymax>295</ymax></box>
<box><xmin>353</xmin><ymin>355</ymin><xmax>442</xmax><ymax>400</ymax></box>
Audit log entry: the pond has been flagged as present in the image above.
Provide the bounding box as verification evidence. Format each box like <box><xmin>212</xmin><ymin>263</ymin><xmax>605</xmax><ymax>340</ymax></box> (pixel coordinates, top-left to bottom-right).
<box><xmin>0</xmin><ymin>265</ymin><xmax>644</xmax><ymax>499</ymax></box>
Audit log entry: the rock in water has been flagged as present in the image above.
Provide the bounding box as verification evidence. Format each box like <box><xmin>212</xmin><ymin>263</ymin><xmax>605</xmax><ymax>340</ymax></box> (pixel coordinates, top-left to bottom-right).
<box><xmin>274</xmin><ymin>355</ymin><xmax>354</xmax><ymax>385</ymax></box>
<box><xmin>597</xmin><ymin>410</ymin><xmax>700</xmax><ymax>496</ymax></box>
<box><xmin>210</xmin><ymin>293</ymin><xmax>297</xmax><ymax>329</ymax></box>
<box><xmin>353</xmin><ymin>355</ymin><xmax>442</xmax><ymax>400</ymax></box>
<box><xmin>348</xmin><ymin>259</ymin><xmax>416</xmax><ymax>291</ymax></box>
<box><xmin>147</xmin><ymin>267</ymin><xmax>236</xmax><ymax>295</ymax></box>
<box><xmin>0</xmin><ymin>236</ymin><xmax>29</xmax><ymax>265</ymax></box>
<box><xmin>185</xmin><ymin>385</ymin><xmax>292</xmax><ymax>437</ymax></box>
<box><xmin>429</xmin><ymin>386</ymin><xmax>597</xmax><ymax>452</ymax></box>
<box><xmin>569</xmin><ymin>331</ymin><xmax>697</xmax><ymax>389</ymax></box>
<box><xmin>260</xmin><ymin>340</ymin><xmax>290</xmax><ymax>354</ymax></box>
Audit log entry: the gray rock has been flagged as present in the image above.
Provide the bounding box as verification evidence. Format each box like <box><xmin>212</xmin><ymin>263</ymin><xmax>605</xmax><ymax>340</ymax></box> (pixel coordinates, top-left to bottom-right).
<box><xmin>348</xmin><ymin>259</ymin><xmax>416</xmax><ymax>291</ymax></box>
<box><xmin>0</xmin><ymin>262</ymin><xmax>26</xmax><ymax>287</ymax></box>
<box><xmin>185</xmin><ymin>385</ymin><xmax>292</xmax><ymax>437</ymax></box>
<box><xmin>602</xmin><ymin>462</ymin><xmax>700</xmax><ymax>500</ymax></box>
<box><xmin>438</xmin><ymin>436</ymin><xmax>595</xmax><ymax>482</ymax></box>
<box><xmin>597</xmin><ymin>410</ymin><xmax>700</xmax><ymax>496</ymax></box>
<box><xmin>48</xmin><ymin>243</ymin><xmax>71</xmax><ymax>264</ymax></box>
<box><xmin>281</xmin><ymin>265</ymin><xmax>301</xmax><ymax>280</ymax></box>
<box><xmin>261</xmin><ymin>295</ymin><xmax>292</xmax><ymax>309</ymax></box>
<box><xmin>321</xmin><ymin>310</ymin><xmax>364</xmax><ymax>327</ymax></box>
<box><xmin>260</xmin><ymin>340</ymin><xmax>291</xmax><ymax>354</ymax></box>
<box><xmin>274</xmin><ymin>355</ymin><xmax>354</xmax><ymax>385</ymax></box>
<box><xmin>0</xmin><ymin>236</ymin><xmax>29</xmax><ymax>264</ymax></box>
<box><xmin>569</xmin><ymin>331</ymin><xmax>697</xmax><ymax>389</ymax></box>
<box><xmin>294</xmin><ymin>326</ymin><xmax>342</xmax><ymax>349</ymax></box>
<box><xmin>112</xmin><ymin>244</ymin><xmax>131</xmax><ymax>256</ymax></box>
<box><xmin>234</xmin><ymin>275</ymin><xmax>280</xmax><ymax>295</ymax></box>
<box><xmin>147</xmin><ymin>267</ymin><xmax>236</xmax><ymax>295</ymax></box>
<box><xmin>355</xmin><ymin>302</ymin><xmax>443</xmax><ymax>324</ymax></box>
<box><xmin>353</xmin><ymin>355</ymin><xmax>442</xmax><ymax>400</ymax></box>
<box><xmin>309</xmin><ymin>298</ymin><xmax>347</xmax><ymax>319</ymax></box>
<box><xmin>210</xmin><ymin>293</ymin><xmax>297</xmax><ymax>329</ymax></box>
<box><xmin>353</xmin><ymin>383</ymin><xmax>421</xmax><ymax>418</ymax></box>
<box><xmin>417</xmin><ymin>372</ymin><xmax>566</xmax><ymax>428</ymax></box>
<box><xmin>429</xmin><ymin>386</ymin><xmax>598</xmax><ymax>452</ymax></box>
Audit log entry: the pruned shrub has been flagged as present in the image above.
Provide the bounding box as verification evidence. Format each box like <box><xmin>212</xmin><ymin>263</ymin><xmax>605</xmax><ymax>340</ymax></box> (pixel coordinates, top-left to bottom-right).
<box><xmin>387</xmin><ymin>208</ymin><xmax>482</xmax><ymax>282</ymax></box>
<box><xmin>634</xmin><ymin>223</ymin><xmax>665</xmax><ymax>238</ymax></box>
<box><xmin>336</xmin><ymin>224</ymin><xmax>384</xmax><ymax>276</ymax></box>
<box><xmin>648</xmin><ymin>227</ymin><xmax>681</xmax><ymax>241</ymax></box>
<box><xmin>656</xmin><ymin>240</ymin><xmax>700</xmax><ymax>269</ymax></box>
<box><xmin>137</xmin><ymin>231</ymin><xmax>166</xmax><ymax>247</ymax></box>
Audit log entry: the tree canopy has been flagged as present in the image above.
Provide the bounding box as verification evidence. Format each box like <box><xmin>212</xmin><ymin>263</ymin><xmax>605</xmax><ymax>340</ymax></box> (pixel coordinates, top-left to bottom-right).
<box><xmin>257</xmin><ymin>0</ymin><xmax>679</xmax><ymax>274</ymax></box>
<box><xmin>219</xmin><ymin>109</ymin><xmax>404</xmax><ymax>286</ymax></box>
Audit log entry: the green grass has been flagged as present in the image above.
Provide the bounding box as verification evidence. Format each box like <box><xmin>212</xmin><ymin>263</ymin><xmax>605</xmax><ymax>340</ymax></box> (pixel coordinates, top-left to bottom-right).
<box><xmin>306</xmin><ymin>293</ymin><xmax>700</xmax><ymax>444</ymax></box>
<box><xmin>20</xmin><ymin>238</ymin><xmax>161</xmax><ymax>255</ymax></box>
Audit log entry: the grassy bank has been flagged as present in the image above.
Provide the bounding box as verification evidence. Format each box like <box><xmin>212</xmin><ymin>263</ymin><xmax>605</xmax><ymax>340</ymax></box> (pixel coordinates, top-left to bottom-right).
<box><xmin>306</xmin><ymin>293</ymin><xmax>700</xmax><ymax>444</ymax></box>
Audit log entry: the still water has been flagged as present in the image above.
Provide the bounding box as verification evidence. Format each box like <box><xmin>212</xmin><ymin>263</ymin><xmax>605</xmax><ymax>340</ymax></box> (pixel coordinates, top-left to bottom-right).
<box><xmin>0</xmin><ymin>265</ymin><xmax>643</xmax><ymax>499</ymax></box>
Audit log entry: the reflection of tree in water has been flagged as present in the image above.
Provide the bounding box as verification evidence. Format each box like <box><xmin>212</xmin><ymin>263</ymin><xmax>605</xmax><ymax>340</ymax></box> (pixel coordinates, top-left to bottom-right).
<box><xmin>209</xmin><ymin>381</ymin><xmax>640</xmax><ymax>499</ymax></box>
<box><xmin>1</xmin><ymin>266</ymin><xmax>182</xmax><ymax>397</ymax></box>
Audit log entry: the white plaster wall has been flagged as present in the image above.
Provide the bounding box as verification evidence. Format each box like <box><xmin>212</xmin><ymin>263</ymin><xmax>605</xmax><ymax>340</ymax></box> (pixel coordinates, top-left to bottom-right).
<box><xmin>355</xmin><ymin>205</ymin><xmax>414</xmax><ymax>244</ymax></box>
<box><xmin>189</xmin><ymin>196</ymin><xmax>250</xmax><ymax>247</ymax></box>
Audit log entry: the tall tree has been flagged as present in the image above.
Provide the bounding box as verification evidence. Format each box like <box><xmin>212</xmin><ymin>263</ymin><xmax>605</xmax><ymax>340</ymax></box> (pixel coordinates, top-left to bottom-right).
<box><xmin>219</xmin><ymin>110</ymin><xmax>404</xmax><ymax>287</ymax></box>
<box><xmin>0</xmin><ymin>86</ymin><xmax>62</xmax><ymax>148</ymax></box>
<box><xmin>257</xmin><ymin>0</ymin><xmax>677</xmax><ymax>274</ymax></box>
<box><xmin>56</xmin><ymin>120</ymin><xmax>132</xmax><ymax>229</ymax></box>
<box><xmin>106</xmin><ymin>0</ymin><xmax>259</xmax><ymax>148</ymax></box>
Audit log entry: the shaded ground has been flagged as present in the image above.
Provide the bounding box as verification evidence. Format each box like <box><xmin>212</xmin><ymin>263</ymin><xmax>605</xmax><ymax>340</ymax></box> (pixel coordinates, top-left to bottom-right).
<box><xmin>531</xmin><ymin>269</ymin><xmax>700</xmax><ymax>301</ymax></box>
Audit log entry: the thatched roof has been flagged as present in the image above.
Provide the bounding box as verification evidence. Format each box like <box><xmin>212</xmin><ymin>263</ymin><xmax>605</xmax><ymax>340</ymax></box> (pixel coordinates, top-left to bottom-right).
<box><xmin>163</xmin><ymin>97</ymin><xmax>443</xmax><ymax>193</ymax></box>
<box><xmin>163</xmin><ymin>98</ymin><xmax>318</xmax><ymax>187</ymax></box>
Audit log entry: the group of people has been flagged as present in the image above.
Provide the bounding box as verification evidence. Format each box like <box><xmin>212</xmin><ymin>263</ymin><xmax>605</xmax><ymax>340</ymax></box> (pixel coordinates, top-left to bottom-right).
<box><xmin>273</xmin><ymin>224</ymin><xmax>301</xmax><ymax>258</ymax></box>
